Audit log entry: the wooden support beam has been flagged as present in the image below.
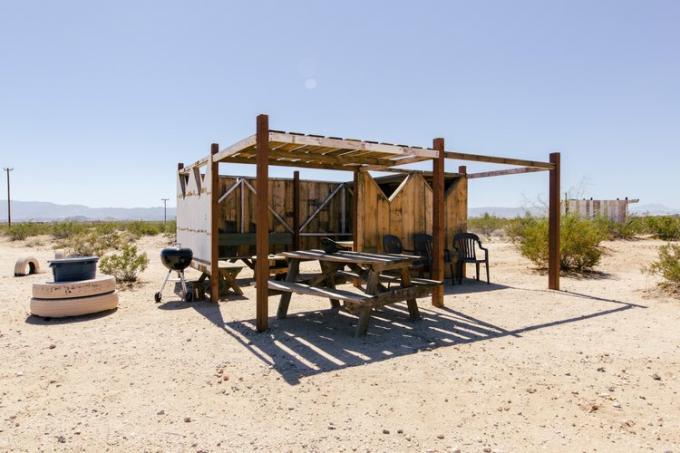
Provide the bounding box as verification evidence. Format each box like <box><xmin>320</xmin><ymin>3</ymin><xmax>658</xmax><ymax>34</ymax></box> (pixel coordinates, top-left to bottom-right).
<box><xmin>432</xmin><ymin>138</ymin><xmax>445</xmax><ymax>307</ymax></box>
<box><xmin>374</xmin><ymin>168</ymin><xmax>461</xmax><ymax>178</ymax></box>
<box><xmin>548</xmin><ymin>152</ymin><xmax>561</xmax><ymax>291</ymax></box>
<box><xmin>219</xmin><ymin>156</ymin><xmax>362</xmax><ymax>171</ymax></box>
<box><xmin>353</xmin><ymin>169</ymin><xmax>361</xmax><ymax>251</ymax></box>
<box><xmin>256</xmin><ymin>114</ymin><xmax>270</xmax><ymax>332</ymax></box>
<box><xmin>466</xmin><ymin>166</ymin><xmax>547</xmax><ymax>179</ymax></box>
<box><xmin>444</xmin><ymin>151</ymin><xmax>554</xmax><ymax>170</ymax></box>
<box><xmin>293</xmin><ymin>171</ymin><xmax>300</xmax><ymax>250</ymax></box>
<box><xmin>209</xmin><ymin>144</ymin><xmax>220</xmax><ymax>303</ymax></box>
<box><xmin>457</xmin><ymin>166</ymin><xmax>467</xmax><ymax>280</ymax></box>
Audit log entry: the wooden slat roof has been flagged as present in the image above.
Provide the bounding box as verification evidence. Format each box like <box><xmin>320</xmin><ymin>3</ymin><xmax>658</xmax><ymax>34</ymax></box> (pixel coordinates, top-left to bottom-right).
<box><xmin>211</xmin><ymin>130</ymin><xmax>438</xmax><ymax>171</ymax></box>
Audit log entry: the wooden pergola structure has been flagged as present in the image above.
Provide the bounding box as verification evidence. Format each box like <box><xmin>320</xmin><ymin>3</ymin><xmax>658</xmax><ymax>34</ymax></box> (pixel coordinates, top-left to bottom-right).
<box><xmin>177</xmin><ymin>114</ymin><xmax>561</xmax><ymax>332</ymax></box>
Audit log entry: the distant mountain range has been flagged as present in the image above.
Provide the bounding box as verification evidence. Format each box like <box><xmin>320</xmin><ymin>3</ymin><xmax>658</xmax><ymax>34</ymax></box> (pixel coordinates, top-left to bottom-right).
<box><xmin>629</xmin><ymin>204</ymin><xmax>680</xmax><ymax>216</ymax></box>
<box><xmin>0</xmin><ymin>200</ymin><xmax>677</xmax><ymax>222</ymax></box>
<box><xmin>0</xmin><ymin>200</ymin><xmax>176</xmax><ymax>222</ymax></box>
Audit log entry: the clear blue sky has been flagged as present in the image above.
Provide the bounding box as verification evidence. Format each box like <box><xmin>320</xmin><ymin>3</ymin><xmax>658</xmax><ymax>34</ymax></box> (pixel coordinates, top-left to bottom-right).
<box><xmin>1</xmin><ymin>0</ymin><xmax>678</xmax><ymax>209</ymax></box>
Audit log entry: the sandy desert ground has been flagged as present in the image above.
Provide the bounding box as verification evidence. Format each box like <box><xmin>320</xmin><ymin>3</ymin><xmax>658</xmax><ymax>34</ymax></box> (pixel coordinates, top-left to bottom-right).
<box><xmin>1</xmin><ymin>235</ymin><xmax>679</xmax><ymax>452</ymax></box>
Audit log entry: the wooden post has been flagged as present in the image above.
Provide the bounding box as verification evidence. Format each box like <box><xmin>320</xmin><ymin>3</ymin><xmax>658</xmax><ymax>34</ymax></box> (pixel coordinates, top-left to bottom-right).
<box><xmin>548</xmin><ymin>152</ymin><xmax>561</xmax><ymax>290</ymax></box>
<box><xmin>256</xmin><ymin>114</ymin><xmax>270</xmax><ymax>332</ymax></box>
<box><xmin>457</xmin><ymin>165</ymin><xmax>467</xmax><ymax>280</ymax></box>
<box><xmin>353</xmin><ymin>169</ymin><xmax>361</xmax><ymax>251</ymax></box>
<box><xmin>432</xmin><ymin>138</ymin><xmax>445</xmax><ymax>307</ymax></box>
<box><xmin>210</xmin><ymin>144</ymin><xmax>220</xmax><ymax>303</ymax></box>
<box><xmin>293</xmin><ymin>170</ymin><xmax>300</xmax><ymax>250</ymax></box>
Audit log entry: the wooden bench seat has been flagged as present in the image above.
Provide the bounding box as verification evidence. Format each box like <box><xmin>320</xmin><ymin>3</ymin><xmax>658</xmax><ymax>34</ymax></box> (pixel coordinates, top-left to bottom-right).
<box><xmin>268</xmin><ymin>280</ymin><xmax>371</xmax><ymax>304</ymax></box>
<box><xmin>335</xmin><ymin>270</ymin><xmax>441</xmax><ymax>287</ymax></box>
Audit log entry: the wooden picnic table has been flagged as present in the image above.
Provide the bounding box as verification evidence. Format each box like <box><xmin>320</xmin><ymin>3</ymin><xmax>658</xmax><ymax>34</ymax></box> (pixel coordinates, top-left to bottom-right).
<box><xmin>269</xmin><ymin>249</ymin><xmax>440</xmax><ymax>336</ymax></box>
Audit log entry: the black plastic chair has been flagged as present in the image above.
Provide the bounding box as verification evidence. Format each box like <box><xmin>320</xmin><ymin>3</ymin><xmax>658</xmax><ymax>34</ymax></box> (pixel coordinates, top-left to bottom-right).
<box><xmin>383</xmin><ymin>235</ymin><xmax>424</xmax><ymax>283</ymax></box>
<box><xmin>383</xmin><ymin>235</ymin><xmax>409</xmax><ymax>254</ymax></box>
<box><xmin>452</xmin><ymin>232</ymin><xmax>490</xmax><ymax>284</ymax></box>
<box><xmin>412</xmin><ymin>233</ymin><xmax>451</xmax><ymax>279</ymax></box>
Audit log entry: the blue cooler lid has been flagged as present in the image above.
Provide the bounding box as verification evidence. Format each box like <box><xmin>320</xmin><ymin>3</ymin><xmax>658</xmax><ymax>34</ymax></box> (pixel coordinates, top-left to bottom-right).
<box><xmin>48</xmin><ymin>256</ymin><xmax>99</xmax><ymax>267</ymax></box>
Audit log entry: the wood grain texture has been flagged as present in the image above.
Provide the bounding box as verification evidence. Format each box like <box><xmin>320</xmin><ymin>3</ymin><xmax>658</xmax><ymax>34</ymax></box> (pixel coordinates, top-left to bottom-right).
<box><xmin>256</xmin><ymin>114</ymin><xmax>270</xmax><ymax>332</ymax></box>
<box><xmin>431</xmin><ymin>138</ymin><xmax>445</xmax><ymax>307</ymax></box>
<box><xmin>548</xmin><ymin>152</ymin><xmax>561</xmax><ymax>291</ymax></box>
<box><xmin>210</xmin><ymin>143</ymin><xmax>220</xmax><ymax>303</ymax></box>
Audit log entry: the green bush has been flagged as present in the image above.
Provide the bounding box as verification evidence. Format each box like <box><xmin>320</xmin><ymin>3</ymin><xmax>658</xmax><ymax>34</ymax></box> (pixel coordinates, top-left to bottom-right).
<box><xmin>515</xmin><ymin>214</ymin><xmax>606</xmax><ymax>272</ymax></box>
<box><xmin>62</xmin><ymin>230</ymin><xmax>130</xmax><ymax>257</ymax></box>
<box><xmin>591</xmin><ymin>216</ymin><xmax>644</xmax><ymax>241</ymax></box>
<box><xmin>504</xmin><ymin>214</ymin><xmax>537</xmax><ymax>243</ymax></box>
<box><xmin>99</xmin><ymin>244</ymin><xmax>149</xmax><ymax>282</ymax></box>
<box><xmin>648</xmin><ymin>243</ymin><xmax>680</xmax><ymax>292</ymax></box>
<box><xmin>468</xmin><ymin>213</ymin><xmax>508</xmax><ymax>237</ymax></box>
<box><xmin>7</xmin><ymin>223</ymin><xmax>46</xmax><ymax>241</ymax></box>
<box><xmin>645</xmin><ymin>216</ymin><xmax>680</xmax><ymax>241</ymax></box>
<box><xmin>0</xmin><ymin>220</ymin><xmax>175</xmax><ymax>241</ymax></box>
<box><xmin>50</xmin><ymin>221</ymin><xmax>86</xmax><ymax>240</ymax></box>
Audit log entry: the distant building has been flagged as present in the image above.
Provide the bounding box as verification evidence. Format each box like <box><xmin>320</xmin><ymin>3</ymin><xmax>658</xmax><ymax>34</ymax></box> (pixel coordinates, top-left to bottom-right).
<box><xmin>562</xmin><ymin>198</ymin><xmax>639</xmax><ymax>223</ymax></box>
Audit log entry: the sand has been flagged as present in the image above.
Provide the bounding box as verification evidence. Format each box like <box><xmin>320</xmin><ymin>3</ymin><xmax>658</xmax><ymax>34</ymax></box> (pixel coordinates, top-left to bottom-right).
<box><xmin>1</xmin><ymin>235</ymin><xmax>678</xmax><ymax>452</ymax></box>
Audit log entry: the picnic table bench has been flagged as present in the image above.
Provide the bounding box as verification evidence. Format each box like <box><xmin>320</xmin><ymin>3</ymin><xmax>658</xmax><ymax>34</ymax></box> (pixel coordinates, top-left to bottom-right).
<box><xmin>269</xmin><ymin>249</ymin><xmax>440</xmax><ymax>336</ymax></box>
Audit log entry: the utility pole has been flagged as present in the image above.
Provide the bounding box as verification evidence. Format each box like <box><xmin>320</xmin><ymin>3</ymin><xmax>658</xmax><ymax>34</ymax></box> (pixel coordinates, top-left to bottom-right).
<box><xmin>3</xmin><ymin>168</ymin><xmax>12</xmax><ymax>228</ymax></box>
<box><xmin>161</xmin><ymin>198</ymin><xmax>169</xmax><ymax>224</ymax></box>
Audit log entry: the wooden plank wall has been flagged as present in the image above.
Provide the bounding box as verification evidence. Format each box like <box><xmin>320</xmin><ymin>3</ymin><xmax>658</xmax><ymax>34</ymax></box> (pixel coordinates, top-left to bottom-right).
<box><xmin>445</xmin><ymin>175</ymin><xmax>468</xmax><ymax>245</ymax></box>
<box><xmin>217</xmin><ymin>176</ymin><xmax>351</xmax><ymax>255</ymax></box>
<box><xmin>356</xmin><ymin>172</ymin><xmax>468</xmax><ymax>252</ymax></box>
<box><xmin>562</xmin><ymin>199</ymin><xmax>633</xmax><ymax>223</ymax></box>
<box><xmin>176</xmin><ymin>165</ymin><xmax>213</xmax><ymax>271</ymax></box>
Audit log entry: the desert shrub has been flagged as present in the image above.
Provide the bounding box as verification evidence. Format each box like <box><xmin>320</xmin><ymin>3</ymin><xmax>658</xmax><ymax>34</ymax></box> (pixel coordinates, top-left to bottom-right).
<box><xmin>504</xmin><ymin>214</ymin><xmax>537</xmax><ymax>242</ymax></box>
<box><xmin>615</xmin><ymin>217</ymin><xmax>646</xmax><ymax>239</ymax></box>
<box><xmin>62</xmin><ymin>231</ymin><xmax>129</xmax><ymax>257</ymax></box>
<box><xmin>161</xmin><ymin>220</ymin><xmax>176</xmax><ymax>235</ymax></box>
<box><xmin>2</xmin><ymin>220</ymin><xmax>174</xmax><ymax>242</ymax></box>
<box><xmin>648</xmin><ymin>243</ymin><xmax>680</xmax><ymax>292</ymax></box>
<box><xmin>591</xmin><ymin>216</ymin><xmax>644</xmax><ymax>241</ymax></box>
<box><xmin>92</xmin><ymin>222</ymin><xmax>118</xmax><ymax>235</ymax></box>
<box><xmin>468</xmin><ymin>213</ymin><xmax>508</xmax><ymax>237</ymax></box>
<box><xmin>124</xmin><ymin>221</ymin><xmax>162</xmax><ymax>238</ymax></box>
<box><xmin>5</xmin><ymin>223</ymin><xmax>51</xmax><ymax>241</ymax></box>
<box><xmin>645</xmin><ymin>216</ymin><xmax>680</xmax><ymax>241</ymax></box>
<box><xmin>50</xmin><ymin>221</ymin><xmax>86</xmax><ymax>240</ymax></box>
<box><xmin>515</xmin><ymin>214</ymin><xmax>606</xmax><ymax>272</ymax></box>
<box><xmin>99</xmin><ymin>243</ymin><xmax>149</xmax><ymax>282</ymax></box>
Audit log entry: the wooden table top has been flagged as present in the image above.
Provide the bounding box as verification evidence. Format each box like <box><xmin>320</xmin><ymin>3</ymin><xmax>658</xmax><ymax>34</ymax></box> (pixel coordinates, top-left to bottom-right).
<box><xmin>281</xmin><ymin>249</ymin><xmax>420</xmax><ymax>266</ymax></box>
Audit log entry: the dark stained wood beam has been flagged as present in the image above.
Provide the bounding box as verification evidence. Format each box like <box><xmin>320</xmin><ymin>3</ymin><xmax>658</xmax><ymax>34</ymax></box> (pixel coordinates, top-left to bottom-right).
<box><xmin>466</xmin><ymin>166</ymin><xmax>548</xmax><ymax>179</ymax></box>
<box><xmin>432</xmin><ymin>138</ymin><xmax>445</xmax><ymax>307</ymax></box>
<box><xmin>444</xmin><ymin>151</ymin><xmax>554</xmax><ymax>170</ymax></box>
<box><xmin>210</xmin><ymin>144</ymin><xmax>220</xmax><ymax>303</ymax></box>
<box><xmin>548</xmin><ymin>152</ymin><xmax>561</xmax><ymax>290</ymax></box>
<box><xmin>293</xmin><ymin>171</ymin><xmax>300</xmax><ymax>250</ymax></box>
<box><xmin>256</xmin><ymin>114</ymin><xmax>270</xmax><ymax>332</ymax></box>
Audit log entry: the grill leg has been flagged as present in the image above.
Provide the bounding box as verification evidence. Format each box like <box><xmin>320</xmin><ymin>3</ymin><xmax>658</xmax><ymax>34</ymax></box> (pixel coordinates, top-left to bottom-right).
<box><xmin>158</xmin><ymin>270</ymin><xmax>172</xmax><ymax>295</ymax></box>
<box><xmin>178</xmin><ymin>270</ymin><xmax>189</xmax><ymax>299</ymax></box>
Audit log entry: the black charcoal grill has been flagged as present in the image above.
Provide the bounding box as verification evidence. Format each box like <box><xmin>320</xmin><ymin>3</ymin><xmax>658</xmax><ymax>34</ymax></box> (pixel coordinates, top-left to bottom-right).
<box><xmin>155</xmin><ymin>246</ymin><xmax>193</xmax><ymax>303</ymax></box>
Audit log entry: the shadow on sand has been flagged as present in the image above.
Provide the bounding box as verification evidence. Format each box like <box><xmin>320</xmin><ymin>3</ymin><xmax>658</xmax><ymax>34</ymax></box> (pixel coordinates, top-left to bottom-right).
<box><xmin>25</xmin><ymin>308</ymin><xmax>118</xmax><ymax>325</ymax></box>
<box><xmin>156</xmin><ymin>278</ymin><xmax>646</xmax><ymax>385</ymax></box>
